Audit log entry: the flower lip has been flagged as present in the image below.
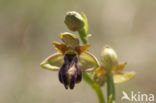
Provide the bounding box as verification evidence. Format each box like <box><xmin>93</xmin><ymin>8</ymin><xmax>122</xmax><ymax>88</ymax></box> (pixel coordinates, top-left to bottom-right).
<box><xmin>59</xmin><ymin>53</ymin><xmax>82</xmax><ymax>89</ymax></box>
<box><xmin>64</xmin><ymin>53</ymin><xmax>78</xmax><ymax>64</ymax></box>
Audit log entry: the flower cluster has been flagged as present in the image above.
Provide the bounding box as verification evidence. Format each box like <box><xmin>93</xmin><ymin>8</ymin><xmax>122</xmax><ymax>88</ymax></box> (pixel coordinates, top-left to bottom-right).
<box><xmin>40</xmin><ymin>11</ymin><xmax>135</xmax><ymax>93</ymax></box>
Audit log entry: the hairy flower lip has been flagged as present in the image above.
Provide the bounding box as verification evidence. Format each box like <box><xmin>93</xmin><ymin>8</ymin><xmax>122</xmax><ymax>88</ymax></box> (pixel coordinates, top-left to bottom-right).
<box><xmin>59</xmin><ymin>53</ymin><xmax>82</xmax><ymax>89</ymax></box>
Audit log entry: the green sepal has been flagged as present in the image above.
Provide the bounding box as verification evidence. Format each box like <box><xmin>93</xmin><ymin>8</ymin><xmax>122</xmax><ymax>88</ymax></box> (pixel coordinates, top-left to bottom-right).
<box><xmin>114</xmin><ymin>72</ymin><xmax>135</xmax><ymax>83</ymax></box>
<box><xmin>40</xmin><ymin>53</ymin><xmax>63</xmax><ymax>71</ymax></box>
<box><xmin>60</xmin><ymin>32</ymin><xmax>79</xmax><ymax>48</ymax></box>
<box><xmin>101</xmin><ymin>46</ymin><xmax>118</xmax><ymax>72</ymax></box>
<box><xmin>78</xmin><ymin>52</ymin><xmax>99</xmax><ymax>72</ymax></box>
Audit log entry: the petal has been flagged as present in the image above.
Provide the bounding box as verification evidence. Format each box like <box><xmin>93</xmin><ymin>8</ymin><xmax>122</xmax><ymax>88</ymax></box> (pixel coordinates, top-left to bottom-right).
<box><xmin>76</xmin><ymin>44</ymin><xmax>90</xmax><ymax>55</ymax></box>
<box><xmin>78</xmin><ymin>52</ymin><xmax>99</xmax><ymax>72</ymax></box>
<box><xmin>40</xmin><ymin>53</ymin><xmax>63</xmax><ymax>71</ymax></box>
<box><xmin>94</xmin><ymin>67</ymin><xmax>106</xmax><ymax>77</ymax></box>
<box><xmin>93</xmin><ymin>67</ymin><xmax>107</xmax><ymax>86</ymax></box>
<box><xmin>53</xmin><ymin>42</ymin><xmax>67</xmax><ymax>54</ymax></box>
<box><xmin>60</xmin><ymin>32</ymin><xmax>79</xmax><ymax>48</ymax></box>
<box><xmin>113</xmin><ymin>62</ymin><xmax>127</xmax><ymax>74</ymax></box>
<box><xmin>114</xmin><ymin>72</ymin><xmax>135</xmax><ymax>83</ymax></box>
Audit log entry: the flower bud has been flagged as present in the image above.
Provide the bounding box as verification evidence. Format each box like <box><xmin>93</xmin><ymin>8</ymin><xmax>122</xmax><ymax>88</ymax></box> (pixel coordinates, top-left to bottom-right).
<box><xmin>101</xmin><ymin>46</ymin><xmax>118</xmax><ymax>71</ymax></box>
<box><xmin>64</xmin><ymin>11</ymin><xmax>85</xmax><ymax>31</ymax></box>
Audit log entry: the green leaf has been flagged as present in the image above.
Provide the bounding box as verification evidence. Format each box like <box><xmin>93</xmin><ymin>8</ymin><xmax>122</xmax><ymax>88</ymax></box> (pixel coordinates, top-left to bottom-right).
<box><xmin>40</xmin><ymin>53</ymin><xmax>63</xmax><ymax>71</ymax></box>
<box><xmin>78</xmin><ymin>52</ymin><xmax>99</xmax><ymax>72</ymax></box>
<box><xmin>114</xmin><ymin>72</ymin><xmax>135</xmax><ymax>83</ymax></box>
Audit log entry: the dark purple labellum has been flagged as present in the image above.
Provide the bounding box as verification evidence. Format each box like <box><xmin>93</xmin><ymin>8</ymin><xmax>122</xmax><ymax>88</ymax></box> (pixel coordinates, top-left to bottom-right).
<box><xmin>58</xmin><ymin>54</ymin><xmax>82</xmax><ymax>89</ymax></box>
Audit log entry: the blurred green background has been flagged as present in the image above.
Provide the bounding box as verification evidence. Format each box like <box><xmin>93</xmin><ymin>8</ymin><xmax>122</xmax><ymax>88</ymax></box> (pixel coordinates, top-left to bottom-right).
<box><xmin>0</xmin><ymin>0</ymin><xmax>156</xmax><ymax>103</ymax></box>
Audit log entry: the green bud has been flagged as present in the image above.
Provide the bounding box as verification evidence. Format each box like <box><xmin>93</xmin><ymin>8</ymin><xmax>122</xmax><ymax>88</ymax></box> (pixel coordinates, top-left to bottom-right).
<box><xmin>64</xmin><ymin>11</ymin><xmax>85</xmax><ymax>31</ymax></box>
<box><xmin>101</xmin><ymin>46</ymin><xmax>118</xmax><ymax>71</ymax></box>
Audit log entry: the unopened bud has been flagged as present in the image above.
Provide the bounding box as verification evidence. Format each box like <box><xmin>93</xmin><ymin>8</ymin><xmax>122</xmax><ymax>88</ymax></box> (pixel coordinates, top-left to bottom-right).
<box><xmin>101</xmin><ymin>46</ymin><xmax>118</xmax><ymax>71</ymax></box>
<box><xmin>64</xmin><ymin>11</ymin><xmax>84</xmax><ymax>31</ymax></box>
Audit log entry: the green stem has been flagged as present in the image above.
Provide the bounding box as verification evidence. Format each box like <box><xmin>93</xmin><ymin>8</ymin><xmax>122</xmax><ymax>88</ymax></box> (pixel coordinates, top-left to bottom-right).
<box><xmin>78</xmin><ymin>28</ymin><xmax>88</xmax><ymax>44</ymax></box>
<box><xmin>83</xmin><ymin>72</ymin><xmax>105</xmax><ymax>103</ymax></box>
<box><xmin>107</xmin><ymin>72</ymin><xmax>115</xmax><ymax>103</ymax></box>
<box><xmin>79</xmin><ymin>28</ymin><xmax>105</xmax><ymax>103</ymax></box>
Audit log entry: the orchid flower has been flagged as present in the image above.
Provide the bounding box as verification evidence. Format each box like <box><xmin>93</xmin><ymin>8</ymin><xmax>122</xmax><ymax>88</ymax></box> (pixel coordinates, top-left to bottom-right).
<box><xmin>94</xmin><ymin>46</ymin><xmax>135</xmax><ymax>86</ymax></box>
<box><xmin>40</xmin><ymin>32</ymin><xmax>99</xmax><ymax>89</ymax></box>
